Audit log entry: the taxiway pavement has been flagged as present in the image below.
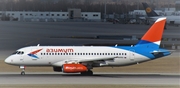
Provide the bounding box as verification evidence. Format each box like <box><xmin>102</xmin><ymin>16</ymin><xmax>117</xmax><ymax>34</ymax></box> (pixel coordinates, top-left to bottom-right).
<box><xmin>0</xmin><ymin>72</ymin><xmax>179</xmax><ymax>85</ymax></box>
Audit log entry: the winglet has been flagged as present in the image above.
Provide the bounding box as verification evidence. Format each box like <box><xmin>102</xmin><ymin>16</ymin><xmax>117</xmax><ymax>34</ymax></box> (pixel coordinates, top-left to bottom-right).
<box><xmin>136</xmin><ymin>17</ymin><xmax>166</xmax><ymax>48</ymax></box>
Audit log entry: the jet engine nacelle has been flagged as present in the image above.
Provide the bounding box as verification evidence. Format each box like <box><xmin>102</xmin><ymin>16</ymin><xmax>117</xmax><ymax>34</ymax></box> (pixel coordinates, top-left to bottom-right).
<box><xmin>62</xmin><ymin>64</ymin><xmax>88</xmax><ymax>73</ymax></box>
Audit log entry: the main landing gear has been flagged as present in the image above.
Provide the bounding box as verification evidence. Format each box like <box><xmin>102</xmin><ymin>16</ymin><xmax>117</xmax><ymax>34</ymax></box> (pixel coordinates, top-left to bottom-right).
<box><xmin>20</xmin><ymin>66</ymin><xmax>25</xmax><ymax>75</ymax></box>
<box><xmin>80</xmin><ymin>70</ymin><xmax>93</xmax><ymax>76</ymax></box>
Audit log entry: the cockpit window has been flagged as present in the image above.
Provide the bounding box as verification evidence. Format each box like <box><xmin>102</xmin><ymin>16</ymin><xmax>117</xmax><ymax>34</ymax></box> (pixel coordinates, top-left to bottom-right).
<box><xmin>17</xmin><ymin>51</ymin><xmax>21</xmax><ymax>54</ymax></box>
<box><xmin>21</xmin><ymin>52</ymin><xmax>24</xmax><ymax>54</ymax></box>
<box><xmin>12</xmin><ymin>51</ymin><xmax>18</xmax><ymax>55</ymax></box>
<box><xmin>12</xmin><ymin>51</ymin><xmax>24</xmax><ymax>55</ymax></box>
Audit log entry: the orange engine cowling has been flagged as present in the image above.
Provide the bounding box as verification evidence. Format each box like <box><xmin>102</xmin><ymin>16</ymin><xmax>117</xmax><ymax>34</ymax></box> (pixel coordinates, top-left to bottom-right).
<box><xmin>62</xmin><ymin>64</ymin><xmax>88</xmax><ymax>73</ymax></box>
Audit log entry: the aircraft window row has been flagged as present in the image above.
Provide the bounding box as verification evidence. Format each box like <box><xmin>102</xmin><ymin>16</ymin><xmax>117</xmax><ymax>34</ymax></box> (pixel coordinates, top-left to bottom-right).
<box><xmin>12</xmin><ymin>51</ymin><xmax>24</xmax><ymax>55</ymax></box>
<box><xmin>9</xmin><ymin>13</ymin><xmax>68</xmax><ymax>17</ymax></box>
<box><xmin>40</xmin><ymin>53</ymin><xmax>127</xmax><ymax>56</ymax></box>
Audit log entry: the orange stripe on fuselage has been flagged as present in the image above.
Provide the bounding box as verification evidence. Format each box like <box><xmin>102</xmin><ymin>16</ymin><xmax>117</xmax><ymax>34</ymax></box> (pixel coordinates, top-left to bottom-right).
<box><xmin>141</xmin><ymin>19</ymin><xmax>166</xmax><ymax>42</ymax></box>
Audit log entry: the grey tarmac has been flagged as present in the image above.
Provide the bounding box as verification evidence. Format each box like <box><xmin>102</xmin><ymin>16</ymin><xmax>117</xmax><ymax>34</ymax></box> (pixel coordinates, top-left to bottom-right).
<box><xmin>0</xmin><ymin>72</ymin><xmax>179</xmax><ymax>85</ymax></box>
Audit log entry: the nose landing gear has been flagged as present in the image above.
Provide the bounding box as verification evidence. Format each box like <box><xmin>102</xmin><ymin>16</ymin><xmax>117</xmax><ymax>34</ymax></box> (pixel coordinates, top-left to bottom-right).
<box><xmin>20</xmin><ymin>66</ymin><xmax>25</xmax><ymax>75</ymax></box>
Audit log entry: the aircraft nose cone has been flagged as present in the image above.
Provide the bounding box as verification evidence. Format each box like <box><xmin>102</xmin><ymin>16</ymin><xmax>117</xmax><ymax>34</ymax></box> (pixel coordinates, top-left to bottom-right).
<box><xmin>4</xmin><ymin>58</ymin><xmax>11</xmax><ymax>64</ymax></box>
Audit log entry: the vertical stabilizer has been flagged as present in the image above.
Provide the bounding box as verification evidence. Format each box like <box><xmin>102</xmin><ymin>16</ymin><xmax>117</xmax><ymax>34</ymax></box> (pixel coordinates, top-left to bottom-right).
<box><xmin>135</xmin><ymin>17</ymin><xmax>166</xmax><ymax>49</ymax></box>
<box><xmin>142</xmin><ymin>2</ymin><xmax>159</xmax><ymax>17</ymax></box>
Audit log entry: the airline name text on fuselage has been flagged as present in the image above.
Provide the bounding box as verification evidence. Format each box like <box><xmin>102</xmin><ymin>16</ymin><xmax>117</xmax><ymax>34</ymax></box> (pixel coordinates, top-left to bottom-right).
<box><xmin>46</xmin><ymin>48</ymin><xmax>74</xmax><ymax>53</ymax></box>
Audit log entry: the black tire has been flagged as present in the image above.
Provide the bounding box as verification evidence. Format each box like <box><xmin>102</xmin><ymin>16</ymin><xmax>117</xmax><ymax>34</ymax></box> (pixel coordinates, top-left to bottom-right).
<box><xmin>87</xmin><ymin>70</ymin><xmax>93</xmax><ymax>76</ymax></box>
<box><xmin>21</xmin><ymin>71</ymin><xmax>25</xmax><ymax>75</ymax></box>
<box><xmin>61</xmin><ymin>65</ymin><xmax>64</xmax><ymax>72</ymax></box>
<box><xmin>80</xmin><ymin>72</ymin><xmax>86</xmax><ymax>75</ymax></box>
<box><xmin>80</xmin><ymin>70</ymin><xmax>93</xmax><ymax>76</ymax></box>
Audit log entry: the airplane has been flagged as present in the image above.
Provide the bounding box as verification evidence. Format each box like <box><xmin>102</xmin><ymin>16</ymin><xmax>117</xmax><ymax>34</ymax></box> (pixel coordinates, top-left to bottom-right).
<box><xmin>142</xmin><ymin>2</ymin><xmax>180</xmax><ymax>26</ymax></box>
<box><xmin>5</xmin><ymin>17</ymin><xmax>171</xmax><ymax>75</ymax></box>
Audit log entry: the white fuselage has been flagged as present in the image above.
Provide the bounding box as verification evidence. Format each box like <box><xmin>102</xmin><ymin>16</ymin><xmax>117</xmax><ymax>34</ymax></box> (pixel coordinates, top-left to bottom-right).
<box><xmin>5</xmin><ymin>46</ymin><xmax>150</xmax><ymax>67</ymax></box>
<box><xmin>150</xmin><ymin>16</ymin><xmax>180</xmax><ymax>25</ymax></box>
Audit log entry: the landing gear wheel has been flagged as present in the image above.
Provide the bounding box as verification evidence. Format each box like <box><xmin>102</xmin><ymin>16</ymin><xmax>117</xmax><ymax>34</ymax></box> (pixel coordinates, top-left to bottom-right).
<box><xmin>20</xmin><ymin>66</ymin><xmax>26</xmax><ymax>75</ymax></box>
<box><xmin>81</xmin><ymin>70</ymin><xmax>93</xmax><ymax>76</ymax></box>
<box><xmin>87</xmin><ymin>70</ymin><xmax>93</xmax><ymax>76</ymax></box>
<box><xmin>81</xmin><ymin>72</ymin><xmax>86</xmax><ymax>75</ymax></box>
<box><xmin>21</xmin><ymin>71</ymin><xmax>25</xmax><ymax>75</ymax></box>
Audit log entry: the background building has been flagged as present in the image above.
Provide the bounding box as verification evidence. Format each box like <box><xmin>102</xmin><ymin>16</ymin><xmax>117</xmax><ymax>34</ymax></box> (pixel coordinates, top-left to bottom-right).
<box><xmin>175</xmin><ymin>0</ymin><xmax>180</xmax><ymax>11</ymax></box>
<box><xmin>0</xmin><ymin>9</ymin><xmax>101</xmax><ymax>22</ymax></box>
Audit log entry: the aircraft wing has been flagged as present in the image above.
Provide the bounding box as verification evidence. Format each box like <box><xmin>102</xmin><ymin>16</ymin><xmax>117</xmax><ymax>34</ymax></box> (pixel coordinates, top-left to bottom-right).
<box><xmin>77</xmin><ymin>56</ymin><xmax>115</xmax><ymax>62</ymax></box>
<box><xmin>52</xmin><ymin>56</ymin><xmax>116</xmax><ymax>66</ymax></box>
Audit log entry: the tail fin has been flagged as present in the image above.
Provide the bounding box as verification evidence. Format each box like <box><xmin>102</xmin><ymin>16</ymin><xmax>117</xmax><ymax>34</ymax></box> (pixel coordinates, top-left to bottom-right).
<box><xmin>142</xmin><ymin>2</ymin><xmax>159</xmax><ymax>17</ymax></box>
<box><xmin>135</xmin><ymin>17</ymin><xmax>166</xmax><ymax>49</ymax></box>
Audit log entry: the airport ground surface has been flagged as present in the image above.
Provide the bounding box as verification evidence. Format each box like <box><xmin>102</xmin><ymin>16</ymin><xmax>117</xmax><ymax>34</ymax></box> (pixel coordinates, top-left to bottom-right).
<box><xmin>0</xmin><ymin>21</ymin><xmax>179</xmax><ymax>87</ymax></box>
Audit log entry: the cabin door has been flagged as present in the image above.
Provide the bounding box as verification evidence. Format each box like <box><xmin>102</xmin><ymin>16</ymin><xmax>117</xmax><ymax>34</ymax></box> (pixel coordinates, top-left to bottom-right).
<box><xmin>129</xmin><ymin>50</ymin><xmax>135</xmax><ymax>61</ymax></box>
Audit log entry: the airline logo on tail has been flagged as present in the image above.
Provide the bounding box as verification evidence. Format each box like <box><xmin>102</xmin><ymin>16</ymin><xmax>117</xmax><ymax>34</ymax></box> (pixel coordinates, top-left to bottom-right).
<box><xmin>28</xmin><ymin>49</ymin><xmax>42</xmax><ymax>59</ymax></box>
<box><xmin>142</xmin><ymin>2</ymin><xmax>159</xmax><ymax>17</ymax></box>
<box><xmin>146</xmin><ymin>7</ymin><xmax>152</xmax><ymax>13</ymax></box>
